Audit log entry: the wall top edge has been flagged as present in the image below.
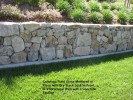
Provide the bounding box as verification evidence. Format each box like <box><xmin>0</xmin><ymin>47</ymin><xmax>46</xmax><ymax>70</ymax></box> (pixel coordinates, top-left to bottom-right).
<box><xmin>0</xmin><ymin>21</ymin><xmax>133</xmax><ymax>27</ymax></box>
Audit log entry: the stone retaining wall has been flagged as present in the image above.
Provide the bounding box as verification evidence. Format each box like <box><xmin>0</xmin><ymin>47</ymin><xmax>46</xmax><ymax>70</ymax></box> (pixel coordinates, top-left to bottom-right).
<box><xmin>0</xmin><ymin>22</ymin><xmax>133</xmax><ymax>65</ymax></box>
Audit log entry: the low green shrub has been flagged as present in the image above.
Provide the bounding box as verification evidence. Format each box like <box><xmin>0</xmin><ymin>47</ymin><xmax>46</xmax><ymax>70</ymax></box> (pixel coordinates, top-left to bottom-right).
<box><xmin>13</xmin><ymin>0</ymin><xmax>25</xmax><ymax>5</ymax></box>
<box><xmin>101</xmin><ymin>2</ymin><xmax>109</xmax><ymax>9</ymax></box>
<box><xmin>110</xmin><ymin>3</ymin><xmax>117</xmax><ymax>10</ymax></box>
<box><xmin>129</xmin><ymin>11</ymin><xmax>133</xmax><ymax>24</ymax></box>
<box><xmin>45</xmin><ymin>0</ymin><xmax>58</xmax><ymax>5</ymax></box>
<box><xmin>103</xmin><ymin>10</ymin><xmax>113</xmax><ymax>23</ymax></box>
<box><xmin>28</xmin><ymin>0</ymin><xmax>39</xmax><ymax>6</ymax></box>
<box><xmin>117</xmin><ymin>11</ymin><xmax>128</xmax><ymax>24</ymax></box>
<box><xmin>89</xmin><ymin>1</ymin><xmax>101</xmax><ymax>12</ymax></box>
<box><xmin>0</xmin><ymin>5</ymin><xmax>23</xmax><ymax>21</ymax></box>
<box><xmin>70</xmin><ymin>8</ymin><xmax>86</xmax><ymax>22</ymax></box>
<box><xmin>90</xmin><ymin>12</ymin><xmax>103</xmax><ymax>23</ymax></box>
<box><xmin>56</xmin><ymin>0</ymin><xmax>70</xmax><ymax>15</ymax></box>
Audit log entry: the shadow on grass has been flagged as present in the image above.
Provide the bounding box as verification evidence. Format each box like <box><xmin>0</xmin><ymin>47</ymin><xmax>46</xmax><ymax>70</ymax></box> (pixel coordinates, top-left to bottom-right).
<box><xmin>0</xmin><ymin>51</ymin><xmax>133</xmax><ymax>86</ymax></box>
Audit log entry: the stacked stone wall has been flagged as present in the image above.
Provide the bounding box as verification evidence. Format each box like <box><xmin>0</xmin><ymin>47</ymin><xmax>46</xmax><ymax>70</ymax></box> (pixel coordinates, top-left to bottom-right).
<box><xmin>0</xmin><ymin>22</ymin><xmax>133</xmax><ymax>65</ymax></box>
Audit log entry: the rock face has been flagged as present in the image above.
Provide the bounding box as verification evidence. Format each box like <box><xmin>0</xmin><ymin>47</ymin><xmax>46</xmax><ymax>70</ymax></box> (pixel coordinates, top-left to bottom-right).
<box><xmin>11</xmin><ymin>52</ymin><xmax>27</xmax><ymax>63</ymax></box>
<box><xmin>0</xmin><ymin>56</ymin><xmax>11</xmax><ymax>65</ymax></box>
<box><xmin>74</xmin><ymin>46</ymin><xmax>91</xmax><ymax>56</ymax></box>
<box><xmin>0</xmin><ymin>23</ymin><xmax>19</xmax><ymax>36</ymax></box>
<box><xmin>0</xmin><ymin>22</ymin><xmax>133</xmax><ymax>66</ymax></box>
<box><xmin>40</xmin><ymin>47</ymin><xmax>56</xmax><ymax>60</ymax></box>
<box><xmin>12</xmin><ymin>36</ymin><xmax>25</xmax><ymax>52</ymax></box>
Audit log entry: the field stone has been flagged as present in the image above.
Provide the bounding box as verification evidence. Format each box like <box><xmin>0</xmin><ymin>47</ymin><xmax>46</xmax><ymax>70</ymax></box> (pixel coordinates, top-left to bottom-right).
<box><xmin>28</xmin><ymin>51</ymin><xmax>38</xmax><ymax>61</ymax></box>
<box><xmin>12</xmin><ymin>36</ymin><xmax>25</xmax><ymax>52</ymax></box>
<box><xmin>0</xmin><ymin>56</ymin><xmax>11</xmax><ymax>65</ymax></box>
<box><xmin>40</xmin><ymin>47</ymin><xmax>56</xmax><ymax>60</ymax></box>
<box><xmin>11</xmin><ymin>51</ymin><xmax>27</xmax><ymax>63</ymax></box>
<box><xmin>0</xmin><ymin>46</ymin><xmax>14</xmax><ymax>56</ymax></box>
<box><xmin>4</xmin><ymin>37</ymin><xmax>12</xmax><ymax>46</ymax></box>
<box><xmin>57</xmin><ymin>50</ymin><xmax>64</xmax><ymax>59</ymax></box>
<box><xmin>31</xmin><ymin>37</ymin><xmax>42</xmax><ymax>43</ymax></box>
<box><xmin>74</xmin><ymin>46</ymin><xmax>90</xmax><ymax>56</ymax></box>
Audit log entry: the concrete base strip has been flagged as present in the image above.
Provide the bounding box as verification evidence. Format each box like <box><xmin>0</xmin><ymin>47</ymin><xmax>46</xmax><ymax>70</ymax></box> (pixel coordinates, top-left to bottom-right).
<box><xmin>0</xmin><ymin>50</ymin><xmax>133</xmax><ymax>69</ymax></box>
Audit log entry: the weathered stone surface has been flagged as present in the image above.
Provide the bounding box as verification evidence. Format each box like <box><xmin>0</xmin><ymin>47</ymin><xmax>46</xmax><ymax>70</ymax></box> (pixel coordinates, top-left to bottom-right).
<box><xmin>22</xmin><ymin>22</ymin><xmax>40</xmax><ymax>32</ymax></box>
<box><xmin>0</xmin><ymin>23</ymin><xmax>19</xmax><ymax>36</ymax></box>
<box><xmin>41</xmin><ymin>40</ymin><xmax>46</xmax><ymax>48</ymax></box>
<box><xmin>0</xmin><ymin>56</ymin><xmax>11</xmax><ymax>65</ymax></box>
<box><xmin>57</xmin><ymin>50</ymin><xmax>64</xmax><ymax>59</ymax></box>
<box><xmin>64</xmin><ymin>45</ymin><xmax>72</xmax><ymax>57</ymax></box>
<box><xmin>101</xmin><ymin>36</ymin><xmax>108</xmax><ymax>42</ymax></box>
<box><xmin>25</xmin><ymin>43</ymin><xmax>32</xmax><ymax>47</ymax></box>
<box><xmin>31</xmin><ymin>37</ymin><xmax>42</xmax><ymax>43</ymax></box>
<box><xmin>45</xmin><ymin>36</ymin><xmax>58</xmax><ymax>46</ymax></box>
<box><xmin>28</xmin><ymin>51</ymin><xmax>38</xmax><ymax>61</ymax></box>
<box><xmin>12</xmin><ymin>36</ymin><xmax>25</xmax><ymax>52</ymax></box>
<box><xmin>100</xmin><ymin>47</ymin><xmax>106</xmax><ymax>54</ymax></box>
<box><xmin>21</xmin><ymin>33</ymin><xmax>32</xmax><ymax>42</ymax></box>
<box><xmin>97</xmin><ymin>35</ymin><xmax>101</xmax><ymax>42</ymax></box>
<box><xmin>11</xmin><ymin>51</ymin><xmax>27</xmax><ymax>63</ymax></box>
<box><xmin>67</xmin><ymin>31</ymin><xmax>75</xmax><ymax>39</ymax></box>
<box><xmin>106</xmin><ymin>44</ymin><xmax>116</xmax><ymax>52</ymax></box>
<box><xmin>46</xmin><ymin>30</ymin><xmax>53</xmax><ymax>36</ymax></box>
<box><xmin>4</xmin><ymin>37</ymin><xmax>12</xmax><ymax>46</ymax></box>
<box><xmin>58</xmin><ymin>36</ymin><xmax>67</xmax><ymax>45</ymax></box>
<box><xmin>37</xmin><ymin>29</ymin><xmax>47</xmax><ymax>36</ymax></box>
<box><xmin>30</xmin><ymin>43</ymin><xmax>40</xmax><ymax>51</ymax></box>
<box><xmin>77</xmin><ymin>33</ymin><xmax>91</xmax><ymax>46</ymax></box>
<box><xmin>0</xmin><ymin>46</ymin><xmax>14</xmax><ymax>56</ymax></box>
<box><xmin>74</xmin><ymin>46</ymin><xmax>90</xmax><ymax>56</ymax></box>
<box><xmin>40</xmin><ymin>47</ymin><xmax>56</xmax><ymax>60</ymax></box>
<box><xmin>0</xmin><ymin>37</ymin><xmax>4</xmax><ymax>45</ymax></box>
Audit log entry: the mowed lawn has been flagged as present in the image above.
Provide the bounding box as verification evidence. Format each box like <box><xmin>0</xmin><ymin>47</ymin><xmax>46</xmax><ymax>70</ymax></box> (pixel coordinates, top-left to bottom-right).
<box><xmin>0</xmin><ymin>52</ymin><xmax>133</xmax><ymax>100</ymax></box>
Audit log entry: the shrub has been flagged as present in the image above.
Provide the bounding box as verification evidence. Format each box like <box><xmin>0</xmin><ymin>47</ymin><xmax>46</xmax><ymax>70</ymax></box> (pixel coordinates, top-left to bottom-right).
<box><xmin>28</xmin><ymin>0</ymin><xmax>39</xmax><ymax>6</ymax></box>
<box><xmin>89</xmin><ymin>1</ymin><xmax>100</xmax><ymax>12</ymax></box>
<box><xmin>129</xmin><ymin>11</ymin><xmax>133</xmax><ymax>24</ymax></box>
<box><xmin>0</xmin><ymin>5</ymin><xmax>23</xmax><ymax>21</ymax></box>
<box><xmin>103</xmin><ymin>10</ymin><xmax>113</xmax><ymax>23</ymax></box>
<box><xmin>110</xmin><ymin>3</ymin><xmax>117</xmax><ymax>10</ymax></box>
<box><xmin>56</xmin><ymin>0</ymin><xmax>70</xmax><ymax>15</ymax></box>
<box><xmin>70</xmin><ymin>8</ymin><xmax>86</xmax><ymax>22</ymax></box>
<box><xmin>66</xmin><ymin>0</ymin><xmax>76</xmax><ymax>4</ymax></box>
<box><xmin>90</xmin><ymin>12</ymin><xmax>103</xmax><ymax>23</ymax></box>
<box><xmin>101</xmin><ymin>2</ymin><xmax>109</xmax><ymax>9</ymax></box>
<box><xmin>117</xmin><ymin>11</ymin><xmax>128</xmax><ymax>24</ymax></box>
<box><xmin>45</xmin><ymin>0</ymin><xmax>58</xmax><ymax>5</ymax></box>
<box><xmin>13</xmin><ymin>0</ymin><xmax>25</xmax><ymax>5</ymax></box>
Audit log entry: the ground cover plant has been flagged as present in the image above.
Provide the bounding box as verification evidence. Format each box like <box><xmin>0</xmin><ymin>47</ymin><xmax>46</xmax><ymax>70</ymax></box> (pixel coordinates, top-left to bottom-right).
<box><xmin>0</xmin><ymin>0</ymin><xmax>133</xmax><ymax>24</ymax></box>
<box><xmin>0</xmin><ymin>52</ymin><xmax>133</xmax><ymax>99</ymax></box>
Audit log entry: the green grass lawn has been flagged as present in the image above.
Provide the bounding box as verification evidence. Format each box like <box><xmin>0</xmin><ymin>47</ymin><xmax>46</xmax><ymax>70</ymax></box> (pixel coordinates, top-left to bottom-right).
<box><xmin>0</xmin><ymin>52</ymin><xmax>133</xmax><ymax>100</ymax></box>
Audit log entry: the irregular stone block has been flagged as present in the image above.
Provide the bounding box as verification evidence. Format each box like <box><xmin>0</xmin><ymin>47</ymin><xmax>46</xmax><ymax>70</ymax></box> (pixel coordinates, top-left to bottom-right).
<box><xmin>30</xmin><ymin>43</ymin><xmax>40</xmax><ymax>52</ymax></box>
<box><xmin>12</xmin><ymin>36</ymin><xmax>25</xmax><ymax>52</ymax></box>
<box><xmin>64</xmin><ymin>45</ymin><xmax>72</xmax><ymax>58</ymax></box>
<box><xmin>28</xmin><ymin>51</ymin><xmax>38</xmax><ymax>61</ymax></box>
<box><xmin>31</xmin><ymin>37</ymin><xmax>42</xmax><ymax>43</ymax></box>
<box><xmin>77</xmin><ymin>33</ymin><xmax>91</xmax><ymax>46</ymax></box>
<box><xmin>0</xmin><ymin>56</ymin><xmax>11</xmax><ymax>65</ymax></box>
<box><xmin>4</xmin><ymin>37</ymin><xmax>12</xmax><ymax>46</ymax></box>
<box><xmin>0</xmin><ymin>46</ymin><xmax>14</xmax><ymax>56</ymax></box>
<box><xmin>57</xmin><ymin>50</ymin><xmax>64</xmax><ymax>59</ymax></box>
<box><xmin>58</xmin><ymin>36</ymin><xmax>67</xmax><ymax>45</ymax></box>
<box><xmin>40</xmin><ymin>47</ymin><xmax>56</xmax><ymax>60</ymax></box>
<box><xmin>0</xmin><ymin>23</ymin><xmax>19</xmax><ymax>36</ymax></box>
<box><xmin>11</xmin><ymin>51</ymin><xmax>27</xmax><ymax>63</ymax></box>
<box><xmin>74</xmin><ymin>46</ymin><xmax>90</xmax><ymax>56</ymax></box>
<box><xmin>22</xmin><ymin>22</ymin><xmax>40</xmax><ymax>32</ymax></box>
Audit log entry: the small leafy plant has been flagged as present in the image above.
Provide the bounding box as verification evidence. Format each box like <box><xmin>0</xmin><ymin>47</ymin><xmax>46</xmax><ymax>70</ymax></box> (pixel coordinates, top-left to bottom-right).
<box><xmin>117</xmin><ymin>11</ymin><xmax>128</xmax><ymax>24</ymax></box>
<box><xmin>28</xmin><ymin>0</ymin><xmax>39</xmax><ymax>6</ymax></box>
<box><xmin>70</xmin><ymin>8</ymin><xmax>86</xmax><ymax>22</ymax></box>
<box><xmin>90</xmin><ymin>12</ymin><xmax>103</xmax><ymax>23</ymax></box>
<box><xmin>103</xmin><ymin>10</ymin><xmax>113</xmax><ymax>23</ymax></box>
<box><xmin>101</xmin><ymin>2</ymin><xmax>109</xmax><ymax>9</ymax></box>
<box><xmin>89</xmin><ymin>1</ymin><xmax>101</xmax><ymax>12</ymax></box>
<box><xmin>13</xmin><ymin>0</ymin><xmax>25</xmax><ymax>5</ymax></box>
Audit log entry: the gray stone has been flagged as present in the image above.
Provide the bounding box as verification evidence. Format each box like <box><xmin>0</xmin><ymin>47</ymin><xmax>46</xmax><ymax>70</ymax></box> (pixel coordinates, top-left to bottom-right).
<box><xmin>40</xmin><ymin>47</ymin><xmax>56</xmax><ymax>60</ymax></box>
<box><xmin>28</xmin><ymin>51</ymin><xmax>38</xmax><ymax>61</ymax></box>
<box><xmin>21</xmin><ymin>33</ymin><xmax>32</xmax><ymax>42</ymax></box>
<box><xmin>41</xmin><ymin>40</ymin><xmax>46</xmax><ymax>48</ymax></box>
<box><xmin>74</xmin><ymin>46</ymin><xmax>90</xmax><ymax>56</ymax></box>
<box><xmin>4</xmin><ymin>37</ymin><xmax>12</xmax><ymax>46</ymax></box>
<box><xmin>11</xmin><ymin>51</ymin><xmax>27</xmax><ymax>63</ymax></box>
<box><xmin>0</xmin><ymin>56</ymin><xmax>11</xmax><ymax>65</ymax></box>
<box><xmin>97</xmin><ymin>35</ymin><xmax>101</xmax><ymax>42</ymax></box>
<box><xmin>58</xmin><ymin>36</ymin><xmax>67</xmax><ymax>45</ymax></box>
<box><xmin>0</xmin><ymin>23</ymin><xmax>19</xmax><ymax>36</ymax></box>
<box><xmin>37</xmin><ymin>30</ymin><xmax>46</xmax><ymax>36</ymax></box>
<box><xmin>31</xmin><ymin>37</ymin><xmax>42</xmax><ymax>43</ymax></box>
<box><xmin>100</xmin><ymin>47</ymin><xmax>106</xmax><ymax>54</ymax></box>
<box><xmin>67</xmin><ymin>31</ymin><xmax>75</xmax><ymax>39</ymax></box>
<box><xmin>77</xmin><ymin>33</ymin><xmax>91</xmax><ymax>46</ymax></box>
<box><xmin>64</xmin><ymin>45</ymin><xmax>72</xmax><ymax>58</ymax></box>
<box><xmin>101</xmin><ymin>36</ymin><xmax>108</xmax><ymax>42</ymax></box>
<box><xmin>30</xmin><ymin>43</ymin><xmax>40</xmax><ymax>51</ymax></box>
<box><xmin>45</xmin><ymin>36</ymin><xmax>58</xmax><ymax>46</ymax></box>
<box><xmin>57</xmin><ymin>50</ymin><xmax>64</xmax><ymax>59</ymax></box>
<box><xmin>25</xmin><ymin>43</ymin><xmax>32</xmax><ymax>47</ymax></box>
<box><xmin>22</xmin><ymin>22</ymin><xmax>40</xmax><ymax>32</ymax></box>
<box><xmin>0</xmin><ymin>46</ymin><xmax>14</xmax><ymax>56</ymax></box>
<box><xmin>0</xmin><ymin>37</ymin><xmax>4</xmax><ymax>45</ymax></box>
<box><xmin>12</xmin><ymin>36</ymin><xmax>25</xmax><ymax>52</ymax></box>
<box><xmin>46</xmin><ymin>30</ymin><xmax>53</xmax><ymax>36</ymax></box>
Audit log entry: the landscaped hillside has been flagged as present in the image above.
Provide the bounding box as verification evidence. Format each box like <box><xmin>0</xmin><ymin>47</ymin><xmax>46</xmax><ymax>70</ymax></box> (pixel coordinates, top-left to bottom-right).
<box><xmin>0</xmin><ymin>0</ymin><xmax>133</xmax><ymax>24</ymax></box>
